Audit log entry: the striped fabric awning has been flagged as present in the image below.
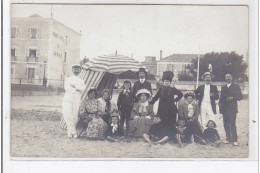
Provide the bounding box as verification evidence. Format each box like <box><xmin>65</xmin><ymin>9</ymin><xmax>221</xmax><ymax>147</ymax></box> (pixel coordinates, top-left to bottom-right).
<box><xmin>82</xmin><ymin>54</ymin><xmax>142</xmax><ymax>74</ymax></box>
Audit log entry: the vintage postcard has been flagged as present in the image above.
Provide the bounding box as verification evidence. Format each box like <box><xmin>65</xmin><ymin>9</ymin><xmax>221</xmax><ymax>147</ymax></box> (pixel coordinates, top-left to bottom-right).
<box><xmin>7</xmin><ymin>3</ymin><xmax>255</xmax><ymax>160</ymax></box>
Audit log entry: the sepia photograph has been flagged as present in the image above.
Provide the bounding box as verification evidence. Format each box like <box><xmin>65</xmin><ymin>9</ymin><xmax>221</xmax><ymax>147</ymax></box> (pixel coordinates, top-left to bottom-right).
<box><xmin>9</xmin><ymin>3</ymin><xmax>250</xmax><ymax>159</ymax></box>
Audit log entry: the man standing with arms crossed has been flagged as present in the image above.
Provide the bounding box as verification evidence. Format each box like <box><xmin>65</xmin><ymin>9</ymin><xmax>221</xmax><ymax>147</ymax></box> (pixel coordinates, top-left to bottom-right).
<box><xmin>219</xmin><ymin>73</ymin><xmax>243</xmax><ymax>146</ymax></box>
<box><xmin>62</xmin><ymin>64</ymin><xmax>85</xmax><ymax>138</ymax></box>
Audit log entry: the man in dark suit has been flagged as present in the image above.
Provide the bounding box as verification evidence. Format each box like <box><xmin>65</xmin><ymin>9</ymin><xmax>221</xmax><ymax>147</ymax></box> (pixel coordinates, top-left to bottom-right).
<box><xmin>132</xmin><ymin>68</ymin><xmax>152</xmax><ymax>102</ymax></box>
<box><xmin>219</xmin><ymin>73</ymin><xmax>243</xmax><ymax>146</ymax></box>
<box><xmin>195</xmin><ymin>72</ymin><xmax>219</xmax><ymax>129</ymax></box>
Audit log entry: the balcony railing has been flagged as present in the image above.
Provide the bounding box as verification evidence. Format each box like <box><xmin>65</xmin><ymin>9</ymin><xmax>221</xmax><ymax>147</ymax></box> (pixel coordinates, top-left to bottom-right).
<box><xmin>27</xmin><ymin>56</ymin><xmax>39</xmax><ymax>62</ymax></box>
<box><xmin>11</xmin><ymin>56</ymin><xmax>17</xmax><ymax>61</ymax></box>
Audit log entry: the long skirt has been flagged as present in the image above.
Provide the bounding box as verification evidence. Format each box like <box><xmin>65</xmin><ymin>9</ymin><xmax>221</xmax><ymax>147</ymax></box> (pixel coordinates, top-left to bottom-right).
<box><xmin>129</xmin><ymin>117</ymin><xmax>153</xmax><ymax>137</ymax></box>
<box><xmin>86</xmin><ymin>117</ymin><xmax>108</xmax><ymax>139</ymax></box>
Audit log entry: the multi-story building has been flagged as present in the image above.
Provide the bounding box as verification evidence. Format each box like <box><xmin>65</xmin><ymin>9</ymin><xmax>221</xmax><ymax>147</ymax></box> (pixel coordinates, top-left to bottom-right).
<box><xmin>142</xmin><ymin>56</ymin><xmax>157</xmax><ymax>75</ymax></box>
<box><xmin>11</xmin><ymin>14</ymin><xmax>81</xmax><ymax>87</ymax></box>
<box><xmin>157</xmin><ymin>53</ymin><xmax>204</xmax><ymax>80</ymax></box>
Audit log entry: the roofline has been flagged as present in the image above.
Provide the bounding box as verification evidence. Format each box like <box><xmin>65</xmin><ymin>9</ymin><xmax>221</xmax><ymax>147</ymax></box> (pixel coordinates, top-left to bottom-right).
<box><xmin>12</xmin><ymin>16</ymin><xmax>81</xmax><ymax>36</ymax></box>
<box><xmin>157</xmin><ymin>53</ymin><xmax>205</xmax><ymax>62</ymax></box>
<box><xmin>52</xmin><ymin>18</ymin><xmax>81</xmax><ymax>36</ymax></box>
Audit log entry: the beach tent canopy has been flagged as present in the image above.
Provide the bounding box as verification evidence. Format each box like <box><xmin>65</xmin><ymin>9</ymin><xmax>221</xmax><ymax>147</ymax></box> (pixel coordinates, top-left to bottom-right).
<box><xmin>79</xmin><ymin>54</ymin><xmax>143</xmax><ymax>100</ymax></box>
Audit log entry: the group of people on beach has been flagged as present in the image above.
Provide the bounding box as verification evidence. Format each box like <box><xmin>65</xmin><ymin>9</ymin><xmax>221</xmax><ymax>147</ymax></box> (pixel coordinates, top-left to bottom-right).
<box><xmin>61</xmin><ymin>65</ymin><xmax>243</xmax><ymax>148</ymax></box>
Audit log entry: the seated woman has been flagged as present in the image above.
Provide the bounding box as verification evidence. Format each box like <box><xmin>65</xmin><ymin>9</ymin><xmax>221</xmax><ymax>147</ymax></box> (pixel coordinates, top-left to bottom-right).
<box><xmin>143</xmin><ymin>116</ymin><xmax>176</xmax><ymax>145</ymax></box>
<box><xmin>98</xmin><ymin>89</ymin><xmax>118</xmax><ymax>125</ymax></box>
<box><xmin>129</xmin><ymin>89</ymin><xmax>154</xmax><ymax>137</ymax></box>
<box><xmin>105</xmin><ymin>112</ymin><xmax>124</xmax><ymax>142</ymax></box>
<box><xmin>178</xmin><ymin>91</ymin><xmax>206</xmax><ymax>144</ymax></box>
<box><xmin>78</xmin><ymin>88</ymin><xmax>108</xmax><ymax>140</ymax></box>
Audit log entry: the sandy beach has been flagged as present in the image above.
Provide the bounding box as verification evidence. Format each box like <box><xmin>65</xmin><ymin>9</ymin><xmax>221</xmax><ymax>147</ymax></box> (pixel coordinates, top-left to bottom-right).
<box><xmin>10</xmin><ymin>93</ymin><xmax>249</xmax><ymax>158</ymax></box>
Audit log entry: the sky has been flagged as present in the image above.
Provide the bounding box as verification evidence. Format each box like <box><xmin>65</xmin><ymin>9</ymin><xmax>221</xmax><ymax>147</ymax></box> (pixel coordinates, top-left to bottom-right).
<box><xmin>11</xmin><ymin>4</ymin><xmax>248</xmax><ymax>61</ymax></box>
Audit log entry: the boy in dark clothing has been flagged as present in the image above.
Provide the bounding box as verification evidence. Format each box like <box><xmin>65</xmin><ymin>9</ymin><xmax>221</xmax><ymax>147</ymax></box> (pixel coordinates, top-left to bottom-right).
<box><xmin>105</xmin><ymin>113</ymin><xmax>124</xmax><ymax>142</ymax></box>
<box><xmin>203</xmin><ymin>120</ymin><xmax>221</xmax><ymax>147</ymax></box>
<box><xmin>175</xmin><ymin>119</ymin><xmax>193</xmax><ymax>148</ymax></box>
<box><xmin>117</xmin><ymin>80</ymin><xmax>134</xmax><ymax>136</ymax></box>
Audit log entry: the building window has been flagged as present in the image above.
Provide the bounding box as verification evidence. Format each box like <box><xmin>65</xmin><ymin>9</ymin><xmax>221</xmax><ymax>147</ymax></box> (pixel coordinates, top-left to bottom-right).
<box><xmin>29</xmin><ymin>49</ymin><xmax>37</xmax><ymax>57</ymax></box>
<box><xmin>11</xmin><ymin>49</ymin><xmax>16</xmax><ymax>56</ymax></box>
<box><xmin>29</xmin><ymin>27</ymin><xmax>39</xmax><ymax>39</ymax></box>
<box><xmin>11</xmin><ymin>27</ymin><xmax>18</xmax><ymax>38</ymax></box>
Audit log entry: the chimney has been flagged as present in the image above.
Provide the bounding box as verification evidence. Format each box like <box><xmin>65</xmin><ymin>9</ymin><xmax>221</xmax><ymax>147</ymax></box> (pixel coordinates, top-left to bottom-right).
<box><xmin>160</xmin><ymin>50</ymin><xmax>162</xmax><ymax>60</ymax></box>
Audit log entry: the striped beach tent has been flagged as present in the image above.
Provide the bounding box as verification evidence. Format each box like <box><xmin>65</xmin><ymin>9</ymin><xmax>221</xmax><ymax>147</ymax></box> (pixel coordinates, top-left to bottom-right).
<box><xmin>79</xmin><ymin>54</ymin><xmax>143</xmax><ymax>100</ymax></box>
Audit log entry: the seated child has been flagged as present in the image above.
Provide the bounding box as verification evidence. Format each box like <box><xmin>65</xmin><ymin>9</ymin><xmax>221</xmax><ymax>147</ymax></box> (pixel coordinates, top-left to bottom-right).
<box><xmin>143</xmin><ymin>116</ymin><xmax>176</xmax><ymax>145</ymax></box>
<box><xmin>105</xmin><ymin>112</ymin><xmax>124</xmax><ymax>142</ymax></box>
<box><xmin>203</xmin><ymin>120</ymin><xmax>222</xmax><ymax>147</ymax></box>
<box><xmin>178</xmin><ymin>91</ymin><xmax>206</xmax><ymax>144</ymax></box>
<box><xmin>175</xmin><ymin>119</ymin><xmax>192</xmax><ymax>148</ymax></box>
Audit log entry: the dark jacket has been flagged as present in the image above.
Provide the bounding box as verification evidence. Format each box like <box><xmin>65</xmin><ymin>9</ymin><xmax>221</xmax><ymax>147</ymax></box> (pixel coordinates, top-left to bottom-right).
<box><xmin>219</xmin><ymin>83</ymin><xmax>243</xmax><ymax>115</ymax></box>
<box><xmin>195</xmin><ymin>84</ymin><xmax>219</xmax><ymax>114</ymax></box>
<box><xmin>203</xmin><ymin>128</ymin><xmax>220</xmax><ymax>143</ymax></box>
<box><xmin>117</xmin><ymin>90</ymin><xmax>134</xmax><ymax>111</ymax></box>
<box><xmin>105</xmin><ymin>125</ymin><xmax>124</xmax><ymax>138</ymax></box>
<box><xmin>150</xmin><ymin>86</ymin><xmax>183</xmax><ymax>124</ymax></box>
<box><xmin>132</xmin><ymin>80</ymin><xmax>152</xmax><ymax>101</ymax></box>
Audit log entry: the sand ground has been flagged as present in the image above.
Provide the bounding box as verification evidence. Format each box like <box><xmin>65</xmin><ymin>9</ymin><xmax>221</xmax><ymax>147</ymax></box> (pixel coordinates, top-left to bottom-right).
<box><xmin>10</xmin><ymin>92</ymin><xmax>249</xmax><ymax>158</ymax></box>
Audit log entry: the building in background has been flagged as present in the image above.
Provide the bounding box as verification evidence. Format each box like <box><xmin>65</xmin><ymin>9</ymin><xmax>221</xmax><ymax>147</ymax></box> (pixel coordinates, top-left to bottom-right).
<box><xmin>157</xmin><ymin>53</ymin><xmax>204</xmax><ymax>80</ymax></box>
<box><xmin>142</xmin><ymin>56</ymin><xmax>157</xmax><ymax>75</ymax></box>
<box><xmin>11</xmin><ymin>14</ymin><xmax>81</xmax><ymax>87</ymax></box>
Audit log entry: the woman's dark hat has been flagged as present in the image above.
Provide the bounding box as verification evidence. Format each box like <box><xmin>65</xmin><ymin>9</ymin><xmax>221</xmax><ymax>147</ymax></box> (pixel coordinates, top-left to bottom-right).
<box><xmin>162</xmin><ymin>71</ymin><xmax>174</xmax><ymax>82</ymax></box>
<box><xmin>136</xmin><ymin>68</ymin><xmax>147</xmax><ymax>75</ymax></box>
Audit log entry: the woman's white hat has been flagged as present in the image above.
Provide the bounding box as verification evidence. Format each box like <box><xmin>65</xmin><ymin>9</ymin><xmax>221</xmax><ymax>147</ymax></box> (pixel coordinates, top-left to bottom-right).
<box><xmin>135</xmin><ymin>88</ymin><xmax>151</xmax><ymax>97</ymax></box>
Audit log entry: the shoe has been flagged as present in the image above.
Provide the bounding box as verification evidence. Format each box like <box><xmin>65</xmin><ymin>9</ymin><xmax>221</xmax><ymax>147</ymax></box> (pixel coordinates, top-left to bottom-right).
<box><xmin>233</xmin><ymin>142</ymin><xmax>239</xmax><ymax>146</ymax></box>
<box><xmin>73</xmin><ymin>133</ymin><xmax>78</xmax><ymax>138</ymax></box>
<box><xmin>223</xmin><ymin>140</ymin><xmax>230</xmax><ymax>144</ymax></box>
<box><xmin>67</xmin><ymin>133</ymin><xmax>72</xmax><ymax>138</ymax></box>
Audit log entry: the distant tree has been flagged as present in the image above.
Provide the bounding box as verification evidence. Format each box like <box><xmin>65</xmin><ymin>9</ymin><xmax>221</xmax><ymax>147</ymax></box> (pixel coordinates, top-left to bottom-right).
<box><xmin>187</xmin><ymin>52</ymin><xmax>248</xmax><ymax>82</ymax></box>
<box><xmin>178</xmin><ymin>74</ymin><xmax>195</xmax><ymax>81</ymax></box>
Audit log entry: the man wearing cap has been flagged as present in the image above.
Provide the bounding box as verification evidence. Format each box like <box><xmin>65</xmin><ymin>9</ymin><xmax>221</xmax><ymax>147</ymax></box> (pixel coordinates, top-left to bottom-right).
<box><xmin>219</xmin><ymin>73</ymin><xmax>243</xmax><ymax>146</ymax></box>
<box><xmin>62</xmin><ymin>64</ymin><xmax>85</xmax><ymax>138</ymax></box>
<box><xmin>195</xmin><ymin>72</ymin><xmax>219</xmax><ymax>129</ymax></box>
<box><xmin>132</xmin><ymin>68</ymin><xmax>152</xmax><ymax>102</ymax></box>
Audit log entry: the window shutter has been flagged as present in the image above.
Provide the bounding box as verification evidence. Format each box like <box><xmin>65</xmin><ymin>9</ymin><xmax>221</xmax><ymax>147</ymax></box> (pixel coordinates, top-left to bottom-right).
<box><xmin>36</xmin><ymin>48</ymin><xmax>40</xmax><ymax>57</ymax></box>
<box><xmin>27</xmin><ymin>28</ymin><xmax>31</xmax><ymax>39</ymax></box>
<box><xmin>15</xmin><ymin>48</ymin><xmax>18</xmax><ymax>56</ymax></box>
<box><xmin>37</xmin><ymin>27</ymin><xmax>40</xmax><ymax>39</ymax></box>
<box><xmin>15</xmin><ymin>27</ymin><xmax>19</xmax><ymax>38</ymax></box>
<box><xmin>27</xmin><ymin>48</ymin><xmax>30</xmax><ymax>57</ymax></box>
